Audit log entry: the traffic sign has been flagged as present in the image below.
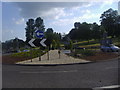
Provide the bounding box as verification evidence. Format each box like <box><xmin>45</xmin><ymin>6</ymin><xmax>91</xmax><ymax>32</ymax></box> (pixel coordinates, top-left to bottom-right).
<box><xmin>28</xmin><ymin>38</ymin><xmax>50</xmax><ymax>47</ymax></box>
<box><xmin>35</xmin><ymin>30</ymin><xmax>44</xmax><ymax>38</ymax></box>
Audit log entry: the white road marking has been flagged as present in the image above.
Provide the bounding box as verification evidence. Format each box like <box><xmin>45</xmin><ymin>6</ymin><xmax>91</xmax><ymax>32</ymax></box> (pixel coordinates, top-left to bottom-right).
<box><xmin>105</xmin><ymin>67</ymin><xmax>118</xmax><ymax>70</ymax></box>
<box><xmin>93</xmin><ymin>85</ymin><xmax>120</xmax><ymax>90</ymax></box>
<box><xmin>20</xmin><ymin>70</ymin><xmax>78</xmax><ymax>74</ymax></box>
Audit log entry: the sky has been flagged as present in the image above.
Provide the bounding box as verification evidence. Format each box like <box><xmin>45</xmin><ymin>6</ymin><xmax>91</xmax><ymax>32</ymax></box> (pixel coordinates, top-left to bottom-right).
<box><xmin>1</xmin><ymin>0</ymin><xmax>119</xmax><ymax>42</ymax></box>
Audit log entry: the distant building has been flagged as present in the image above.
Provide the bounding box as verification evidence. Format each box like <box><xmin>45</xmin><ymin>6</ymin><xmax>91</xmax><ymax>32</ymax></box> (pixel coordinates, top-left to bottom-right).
<box><xmin>118</xmin><ymin>1</ymin><xmax>120</xmax><ymax>15</ymax></box>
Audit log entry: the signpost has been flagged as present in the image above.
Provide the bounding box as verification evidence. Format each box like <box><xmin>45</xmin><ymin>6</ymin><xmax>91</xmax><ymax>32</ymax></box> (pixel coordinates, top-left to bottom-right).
<box><xmin>28</xmin><ymin>30</ymin><xmax>51</xmax><ymax>61</ymax></box>
<box><xmin>28</xmin><ymin>38</ymin><xmax>47</xmax><ymax>47</ymax></box>
<box><xmin>28</xmin><ymin>38</ymin><xmax>49</xmax><ymax>61</ymax></box>
<box><xmin>35</xmin><ymin>30</ymin><xmax>44</xmax><ymax>61</ymax></box>
<box><xmin>35</xmin><ymin>30</ymin><xmax>44</xmax><ymax>39</ymax></box>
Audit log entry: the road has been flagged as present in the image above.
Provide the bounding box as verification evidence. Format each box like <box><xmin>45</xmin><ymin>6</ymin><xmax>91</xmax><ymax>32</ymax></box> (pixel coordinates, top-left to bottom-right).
<box><xmin>2</xmin><ymin>58</ymin><xmax>120</xmax><ymax>88</ymax></box>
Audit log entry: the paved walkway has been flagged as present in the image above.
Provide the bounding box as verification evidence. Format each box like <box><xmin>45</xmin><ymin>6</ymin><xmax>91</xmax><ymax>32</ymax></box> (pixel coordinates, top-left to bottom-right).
<box><xmin>16</xmin><ymin>50</ymin><xmax>91</xmax><ymax>65</ymax></box>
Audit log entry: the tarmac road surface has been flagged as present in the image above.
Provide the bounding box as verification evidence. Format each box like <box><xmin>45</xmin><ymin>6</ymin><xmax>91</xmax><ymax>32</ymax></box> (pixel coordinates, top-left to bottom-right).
<box><xmin>2</xmin><ymin>58</ymin><xmax>120</xmax><ymax>89</ymax></box>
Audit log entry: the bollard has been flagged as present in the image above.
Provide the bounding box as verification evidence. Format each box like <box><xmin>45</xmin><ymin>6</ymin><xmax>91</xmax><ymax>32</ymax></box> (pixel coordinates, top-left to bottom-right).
<box><xmin>58</xmin><ymin>50</ymin><xmax>61</xmax><ymax>59</ymax></box>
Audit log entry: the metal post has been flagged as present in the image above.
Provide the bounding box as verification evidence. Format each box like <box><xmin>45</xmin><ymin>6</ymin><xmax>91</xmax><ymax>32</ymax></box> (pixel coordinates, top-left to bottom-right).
<box><xmin>39</xmin><ymin>47</ymin><xmax>41</xmax><ymax>61</ymax></box>
<box><xmin>47</xmin><ymin>47</ymin><xmax>49</xmax><ymax>60</ymax></box>
<box><xmin>30</xmin><ymin>48</ymin><xmax>32</xmax><ymax>62</ymax></box>
<box><xmin>58</xmin><ymin>50</ymin><xmax>60</xmax><ymax>59</ymax></box>
<box><xmin>59</xmin><ymin>53</ymin><xmax>60</xmax><ymax>59</ymax></box>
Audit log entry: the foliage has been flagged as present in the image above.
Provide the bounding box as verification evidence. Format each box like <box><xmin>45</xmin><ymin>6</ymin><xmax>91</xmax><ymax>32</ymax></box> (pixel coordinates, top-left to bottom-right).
<box><xmin>68</xmin><ymin>22</ymin><xmax>101</xmax><ymax>41</ymax></box>
<box><xmin>2</xmin><ymin>38</ymin><xmax>26</xmax><ymax>53</ymax></box>
<box><xmin>74</xmin><ymin>39</ymin><xmax>99</xmax><ymax>45</ymax></box>
<box><xmin>90</xmin><ymin>23</ymin><xmax>101</xmax><ymax>40</ymax></box>
<box><xmin>35</xmin><ymin>17</ymin><xmax>45</xmax><ymax>32</ymax></box>
<box><xmin>51</xmin><ymin>40</ymin><xmax>57</xmax><ymax>49</ymax></box>
<box><xmin>66</xmin><ymin>8</ymin><xmax>120</xmax><ymax>43</ymax></box>
<box><xmin>25</xmin><ymin>19</ymin><xmax>35</xmax><ymax>42</ymax></box>
<box><xmin>75</xmin><ymin>49</ymin><xmax>96</xmax><ymax>56</ymax></box>
<box><xmin>25</xmin><ymin>17</ymin><xmax>45</xmax><ymax>42</ymax></box>
<box><xmin>69</xmin><ymin>40</ymin><xmax>73</xmax><ymax>51</ymax></box>
<box><xmin>45</xmin><ymin>28</ymin><xmax>62</xmax><ymax>49</ymax></box>
<box><xmin>100</xmin><ymin>8</ymin><xmax>120</xmax><ymax>38</ymax></box>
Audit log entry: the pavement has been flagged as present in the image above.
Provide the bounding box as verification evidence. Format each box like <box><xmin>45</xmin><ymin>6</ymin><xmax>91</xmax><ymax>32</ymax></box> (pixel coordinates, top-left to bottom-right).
<box><xmin>16</xmin><ymin>50</ymin><xmax>91</xmax><ymax>66</ymax></box>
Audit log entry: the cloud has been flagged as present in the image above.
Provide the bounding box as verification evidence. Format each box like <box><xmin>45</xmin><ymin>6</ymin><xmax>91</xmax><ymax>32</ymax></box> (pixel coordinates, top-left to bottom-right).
<box><xmin>100</xmin><ymin>0</ymin><xmax>114</xmax><ymax>9</ymax></box>
<box><xmin>3</xmin><ymin>29</ymin><xmax>14</xmax><ymax>34</ymax></box>
<box><xmin>118</xmin><ymin>1</ymin><xmax>120</xmax><ymax>15</ymax></box>
<box><xmin>2</xmin><ymin>29</ymin><xmax>15</xmax><ymax>41</ymax></box>
<box><xmin>50</xmin><ymin>11</ymin><xmax>100</xmax><ymax>27</ymax></box>
<box><xmin>13</xmin><ymin>18</ymin><xmax>25</xmax><ymax>25</ymax></box>
<box><xmin>15</xmin><ymin>2</ymin><xmax>90</xmax><ymax>19</ymax></box>
<box><xmin>81</xmin><ymin>13</ymin><xmax>100</xmax><ymax>20</ymax></box>
<box><xmin>40</xmin><ymin>8</ymin><xmax>69</xmax><ymax>20</ymax></box>
<box><xmin>81</xmin><ymin>9</ymin><xmax>91</xmax><ymax>14</ymax></box>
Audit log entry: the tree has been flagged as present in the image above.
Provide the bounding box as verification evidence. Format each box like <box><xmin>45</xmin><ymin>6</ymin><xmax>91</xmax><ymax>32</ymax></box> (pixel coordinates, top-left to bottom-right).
<box><xmin>90</xmin><ymin>23</ymin><xmax>101</xmax><ymax>40</ymax></box>
<box><xmin>68</xmin><ymin>22</ymin><xmax>92</xmax><ymax>42</ymax></box>
<box><xmin>51</xmin><ymin>40</ymin><xmax>57</xmax><ymax>49</ymax></box>
<box><xmin>74</xmin><ymin>22</ymin><xmax>80</xmax><ymax>29</ymax></box>
<box><xmin>25</xmin><ymin>19</ymin><xmax>35</xmax><ymax>42</ymax></box>
<box><xmin>79</xmin><ymin>22</ymin><xmax>92</xmax><ymax>42</ymax></box>
<box><xmin>100</xmin><ymin>8</ymin><xmax>119</xmax><ymax>37</ymax></box>
<box><xmin>68</xmin><ymin>28</ymin><xmax>78</xmax><ymax>40</ymax></box>
<box><xmin>69</xmin><ymin>40</ymin><xmax>73</xmax><ymax>52</ymax></box>
<box><xmin>114</xmin><ymin>15</ymin><xmax>120</xmax><ymax>38</ymax></box>
<box><xmin>46</xmin><ymin>28</ymin><xmax>53</xmax><ymax>34</ymax></box>
<box><xmin>25</xmin><ymin>17</ymin><xmax>45</xmax><ymax>42</ymax></box>
<box><xmin>45</xmin><ymin>28</ymin><xmax>54</xmax><ymax>48</ymax></box>
<box><xmin>45</xmin><ymin>28</ymin><xmax>62</xmax><ymax>49</ymax></box>
<box><xmin>2</xmin><ymin>38</ymin><xmax>26</xmax><ymax>53</ymax></box>
<box><xmin>35</xmin><ymin>17</ymin><xmax>45</xmax><ymax>32</ymax></box>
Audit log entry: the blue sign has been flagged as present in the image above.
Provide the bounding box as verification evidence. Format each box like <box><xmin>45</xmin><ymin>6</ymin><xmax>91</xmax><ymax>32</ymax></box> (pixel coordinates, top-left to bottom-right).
<box><xmin>35</xmin><ymin>30</ymin><xmax>44</xmax><ymax>38</ymax></box>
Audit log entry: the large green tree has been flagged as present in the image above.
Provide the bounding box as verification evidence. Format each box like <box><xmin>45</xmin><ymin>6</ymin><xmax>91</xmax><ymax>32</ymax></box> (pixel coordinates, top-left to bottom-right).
<box><xmin>100</xmin><ymin>8</ymin><xmax>119</xmax><ymax>37</ymax></box>
<box><xmin>35</xmin><ymin>17</ymin><xmax>45</xmax><ymax>31</ymax></box>
<box><xmin>45</xmin><ymin>28</ymin><xmax>61</xmax><ymax>49</ymax></box>
<box><xmin>25</xmin><ymin>17</ymin><xmax>45</xmax><ymax>42</ymax></box>
<box><xmin>68</xmin><ymin>22</ymin><xmax>92</xmax><ymax>41</ymax></box>
<box><xmin>25</xmin><ymin>19</ymin><xmax>34</xmax><ymax>42</ymax></box>
<box><xmin>91</xmin><ymin>23</ymin><xmax>101</xmax><ymax>40</ymax></box>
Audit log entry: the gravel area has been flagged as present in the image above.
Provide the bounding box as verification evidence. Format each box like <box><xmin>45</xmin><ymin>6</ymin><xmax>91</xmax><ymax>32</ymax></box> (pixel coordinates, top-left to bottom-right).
<box><xmin>16</xmin><ymin>50</ymin><xmax>90</xmax><ymax>65</ymax></box>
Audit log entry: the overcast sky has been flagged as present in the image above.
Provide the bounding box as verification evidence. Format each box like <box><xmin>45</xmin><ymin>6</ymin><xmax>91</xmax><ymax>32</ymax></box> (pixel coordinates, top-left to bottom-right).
<box><xmin>1</xmin><ymin>0</ymin><xmax>119</xmax><ymax>42</ymax></box>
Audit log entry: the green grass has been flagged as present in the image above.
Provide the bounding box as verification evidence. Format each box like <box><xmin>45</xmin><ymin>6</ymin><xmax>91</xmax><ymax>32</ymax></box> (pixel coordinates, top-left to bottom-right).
<box><xmin>73</xmin><ymin>39</ymin><xmax>99</xmax><ymax>46</ymax></box>
<box><xmin>72</xmin><ymin>39</ymin><xmax>100</xmax><ymax>49</ymax></box>
<box><xmin>75</xmin><ymin>49</ymin><xmax>96</xmax><ymax>56</ymax></box>
<box><xmin>11</xmin><ymin>49</ymin><xmax>48</xmax><ymax>58</ymax></box>
<box><xmin>73</xmin><ymin>39</ymin><xmax>95</xmax><ymax>45</ymax></box>
<box><xmin>79</xmin><ymin>43</ymin><xmax>100</xmax><ymax>48</ymax></box>
<box><xmin>86</xmin><ymin>48</ymin><xmax>100</xmax><ymax>50</ymax></box>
